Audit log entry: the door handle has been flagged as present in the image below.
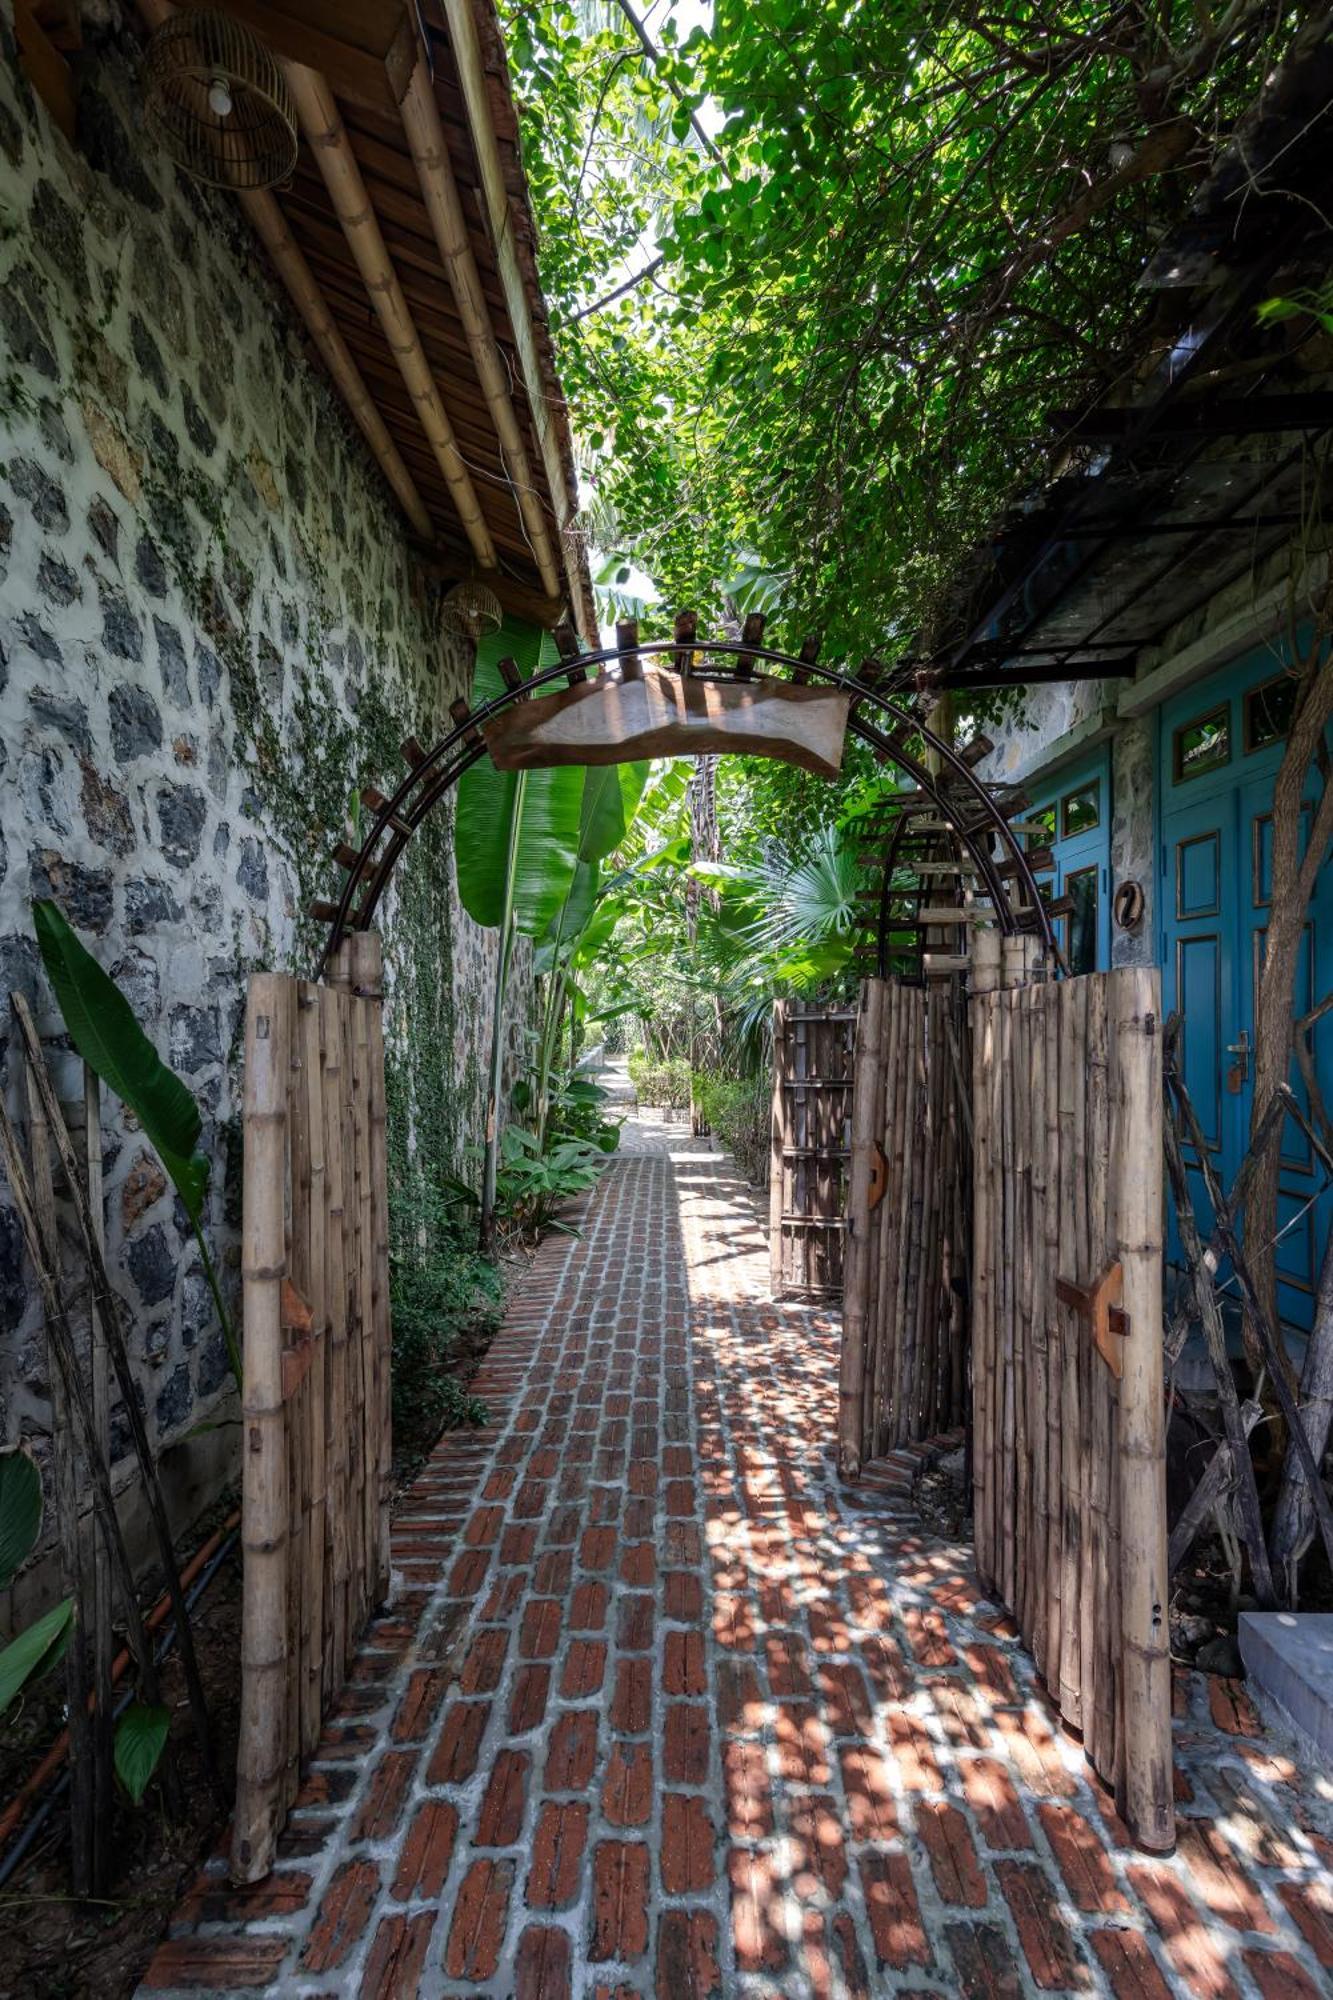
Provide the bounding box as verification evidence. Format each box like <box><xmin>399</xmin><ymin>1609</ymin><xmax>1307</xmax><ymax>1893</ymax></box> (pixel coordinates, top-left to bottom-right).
<box><xmin>1226</xmin><ymin>1029</ymin><xmax>1250</xmax><ymax>1092</ymax></box>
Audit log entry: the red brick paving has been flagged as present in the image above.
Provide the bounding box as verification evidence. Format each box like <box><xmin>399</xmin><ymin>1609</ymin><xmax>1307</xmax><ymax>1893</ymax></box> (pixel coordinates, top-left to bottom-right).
<box><xmin>142</xmin><ymin>1115</ymin><xmax>1333</xmax><ymax>1995</ymax></box>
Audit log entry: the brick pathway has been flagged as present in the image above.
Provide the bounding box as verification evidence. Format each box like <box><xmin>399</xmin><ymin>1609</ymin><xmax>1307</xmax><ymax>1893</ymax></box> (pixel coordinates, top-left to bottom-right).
<box><xmin>144</xmin><ymin>1115</ymin><xmax>1333</xmax><ymax>1997</ymax></box>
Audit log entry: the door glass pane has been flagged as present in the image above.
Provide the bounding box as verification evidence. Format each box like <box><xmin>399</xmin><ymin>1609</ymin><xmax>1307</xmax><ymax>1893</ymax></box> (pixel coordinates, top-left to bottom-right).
<box><xmin>1173</xmin><ymin>705</ymin><xmax>1231</xmax><ymax>782</ymax></box>
<box><xmin>1061</xmin><ymin>782</ymin><xmax>1100</xmax><ymax>837</ymax></box>
<box><xmin>1029</xmin><ymin>804</ymin><xmax>1056</xmax><ymax>843</ymax></box>
<box><xmin>1244</xmin><ymin>674</ymin><xmax>1298</xmax><ymax>753</ymax></box>
<box><xmin>1067</xmin><ymin>865</ymin><xmax>1098</xmax><ymax>975</ymax></box>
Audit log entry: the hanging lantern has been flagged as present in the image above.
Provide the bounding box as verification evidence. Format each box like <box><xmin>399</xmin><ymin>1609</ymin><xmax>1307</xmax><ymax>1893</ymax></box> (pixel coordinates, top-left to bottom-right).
<box><xmin>143</xmin><ymin>9</ymin><xmax>298</xmax><ymax>192</ymax></box>
<box><xmin>440</xmin><ymin>578</ymin><xmax>503</xmax><ymax>641</ymax></box>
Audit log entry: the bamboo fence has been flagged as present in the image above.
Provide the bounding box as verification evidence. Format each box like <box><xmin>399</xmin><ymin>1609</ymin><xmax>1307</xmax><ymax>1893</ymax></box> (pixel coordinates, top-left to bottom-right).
<box><xmin>769</xmin><ymin>1002</ymin><xmax>856</xmax><ymax>1296</ymax></box>
<box><xmin>233</xmin><ymin>936</ymin><xmax>392</xmax><ymax>1882</ymax></box>
<box><xmin>839</xmin><ymin>977</ymin><xmax>972</xmax><ymax>1474</ymax></box>
<box><xmin>970</xmin><ymin>945</ymin><xmax>1173</xmax><ymax>1853</ymax></box>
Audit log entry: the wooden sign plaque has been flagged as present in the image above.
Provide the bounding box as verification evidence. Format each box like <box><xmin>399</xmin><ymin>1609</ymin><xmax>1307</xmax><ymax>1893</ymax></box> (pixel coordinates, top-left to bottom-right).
<box><xmin>482</xmin><ymin>668</ymin><xmax>852</xmax><ymax>780</ymax></box>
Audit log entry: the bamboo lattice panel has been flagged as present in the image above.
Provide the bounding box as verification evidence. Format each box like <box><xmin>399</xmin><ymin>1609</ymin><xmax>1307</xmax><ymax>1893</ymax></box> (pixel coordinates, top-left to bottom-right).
<box><xmin>839</xmin><ymin>979</ymin><xmax>971</xmax><ymax>1475</ymax></box>
<box><xmin>971</xmin><ymin>950</ymin><xmax>1173</xmax><ymax>1854</ymax></box>
<box><xmin>769</xmin><ymin>1003</ymin><xmax>855</xmax><ymax>1296</ymax></box>
<box><xmin>234</xmin><ymin>937</ymin><xmax>391</xmax><ymax>1881</ymax></box>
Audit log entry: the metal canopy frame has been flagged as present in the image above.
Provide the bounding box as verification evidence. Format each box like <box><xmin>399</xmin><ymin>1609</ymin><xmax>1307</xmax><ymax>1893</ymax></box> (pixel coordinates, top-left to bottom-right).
<box><xmin>309</xmin><ymin>634</ymin><xmax>1055</xmax><ymax>981</ymax></box>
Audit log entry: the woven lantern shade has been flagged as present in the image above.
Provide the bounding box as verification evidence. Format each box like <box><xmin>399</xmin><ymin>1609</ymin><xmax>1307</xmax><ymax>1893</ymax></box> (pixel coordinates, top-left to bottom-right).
<box><xmin>440</xmin><ymin>578</ymin><xmax>503</xmax><ymax>640</ymax></box>
<box><xmin>143</xmin><ymin>9</ymin><xmax>298</xmax><ymax>192</ymax></box>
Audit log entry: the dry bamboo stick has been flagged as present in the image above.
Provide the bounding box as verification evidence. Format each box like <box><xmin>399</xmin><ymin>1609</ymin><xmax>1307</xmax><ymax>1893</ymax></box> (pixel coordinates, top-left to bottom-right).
<box><xmin>351</xmin><ymin>959</ymin><xmax>377</xmax><ymax>1624</ymax></box>
<box><xmin>232</xmin><ymin>973</ymin><xmax>291</xmax><ymax>1883</ymax></box>
<box><xmin>10</xmin><ymin>996</ymin><xmax>216</xmax><ymax>1800</ymax></box>
<box><xmin>1110</xmin><ymin>969</ymin><xmax>1173</xmax><ymax>1855</ymax></box>
<box><xmin>285</xmin><ymin>981</ymin><xmax>308</xmax><ymax>1810</ymax></box>
<box><xmin>83</xmin><ymin>1065</ymin><xmax>114</xmax><ymax>1889</ymax></box>
<box><xmin>23</xmin><ymin>1048</ymin><xmax>94</xmax><ymax>1893</ymax></box>
<box><xmin>869</xmin><ymin>985</ymin><xmax>901</xmax><ymax>1456</ymax></box>
<box><xmin>889</xmin><ymin>992</ymin><xmax>919</xmax><ymax>1445</ymax></box>
<box><xmin>1026</xmin><ymin>981</ymin><xmax>1049</xmax><ymax>1678</ymax></box>
<box><xmin>841</xmin><ymin>979</ymin><xmax>885</xmax><ymax>1476</ymax></box>
<box><xmin>0</xmin><ymin>1094</ymin><xmax>181</xmax><ymax>1820</ymax></box>
<box><xmin>1012</xmin><ymin>984</ymin><xmax>1032</xmax><ymax>1645</ymax></box>
<box><xmin>342</xmin><ymin>984</ymin><xmax>366</xmax><ymax>1644</ymax></box>
<box><xmin>998</xmin><ymin>981</ymin><xmax>1017</xmax><ymax>1609</ymax></box>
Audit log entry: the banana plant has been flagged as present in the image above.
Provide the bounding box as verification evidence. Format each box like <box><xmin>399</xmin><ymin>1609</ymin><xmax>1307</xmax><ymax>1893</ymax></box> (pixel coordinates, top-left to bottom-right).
<box><xmin>455</xmin><ymin>623</ymin><xmax>586</xmax><ymax>1249</ymax></box>
<box><xmin>0</xmin><ymin>1447</ymin><xmax>71</xmax><ymax>1717</ymax></box>
<box><xmin>32</xmin><ymin>900</ymin><xmax>241</xmax><ymax>1387</ymax></box>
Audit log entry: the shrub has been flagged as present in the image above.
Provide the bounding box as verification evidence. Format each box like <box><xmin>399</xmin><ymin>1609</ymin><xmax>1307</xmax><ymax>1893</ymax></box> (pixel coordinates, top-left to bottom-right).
<box><xmin>627</xmin><ymin>1049</ymin><xmax>692</xmax><ymax>1110</ymax></box>
<box><xmin>692</xmin><ymin>1070</ymin><xmax>771</xmax><ymax>1186</ymax></box>
<box><xmin>389</xmin><ymin>1188</ymin><xmax>498</xmax><ymax>1469</ymax></box>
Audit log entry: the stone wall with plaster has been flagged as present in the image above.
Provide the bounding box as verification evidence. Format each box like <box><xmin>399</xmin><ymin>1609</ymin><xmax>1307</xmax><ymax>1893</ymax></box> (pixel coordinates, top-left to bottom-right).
<box><xmin>0</xmin><ymin>10</ymin><xmax>530</xmax><ymax>1611</ymax></box>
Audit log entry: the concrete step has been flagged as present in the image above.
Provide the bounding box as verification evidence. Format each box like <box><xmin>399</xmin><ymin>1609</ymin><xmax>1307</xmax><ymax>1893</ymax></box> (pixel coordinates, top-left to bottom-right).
<box><xmin>1239</xmin><ymin>1610</ymin><xmax>1333</xmax><ymax>1765</ymax></box>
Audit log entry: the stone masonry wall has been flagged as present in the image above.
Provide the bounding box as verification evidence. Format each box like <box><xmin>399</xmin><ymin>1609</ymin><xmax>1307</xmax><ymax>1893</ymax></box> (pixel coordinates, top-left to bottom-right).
<box><xmin>0</xmin><ymin>8</ymin><xmax>530</xmax><ymax>1609</ymax></box>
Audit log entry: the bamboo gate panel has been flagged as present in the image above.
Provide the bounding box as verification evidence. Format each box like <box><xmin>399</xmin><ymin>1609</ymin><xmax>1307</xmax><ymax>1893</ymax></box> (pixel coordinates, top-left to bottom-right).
<box><xmin>234</xmin><ymin>934</ymin><xmax>391</xmax><ymax>1882</ymax></box>
<box><xmin>971</xmin><ymin>936</ymin><xmax>1173</xmax><ymax>1854</ymax></box>
<box><xmin>839</xmin><ymin>978</ymin><xmax>971</xmax><ymax>1476</ymax></box>
<box><xmin>769</xmin><ymin>1002</ymin><xmax>856</xmax><ymax>1296</ymax></box>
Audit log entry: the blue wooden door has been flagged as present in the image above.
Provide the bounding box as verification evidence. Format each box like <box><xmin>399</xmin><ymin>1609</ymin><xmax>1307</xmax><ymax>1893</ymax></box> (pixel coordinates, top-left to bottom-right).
<box><xmin>1029</xmin><ymin>753</ymin><xmax>1111</xmax><ymax>975</ymax></box>
<box><xmin>1159</xmin><ymin>650</ymin><xmax>1333</xmax><ymax>1332</ymax></box>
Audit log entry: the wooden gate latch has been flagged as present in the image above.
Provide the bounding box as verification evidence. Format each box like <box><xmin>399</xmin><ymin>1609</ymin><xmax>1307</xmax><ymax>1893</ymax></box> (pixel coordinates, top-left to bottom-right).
<box><xmin>867</xmin><ymin>1142</ymin><xmax>888</xmax><ymax>1212</ymax></box>
<box><xmin>1055</xmin><ymin>1262</ymin><xmax>1128</xmax><ymax>1379</ymax></box>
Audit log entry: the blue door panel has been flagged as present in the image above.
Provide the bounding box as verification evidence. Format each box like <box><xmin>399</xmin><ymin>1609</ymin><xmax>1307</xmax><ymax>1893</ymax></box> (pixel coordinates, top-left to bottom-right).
<box><xmin>1159</xmin><ymin>645</ymin><xmax>1333</xmax><ymax>1334</ymax></box>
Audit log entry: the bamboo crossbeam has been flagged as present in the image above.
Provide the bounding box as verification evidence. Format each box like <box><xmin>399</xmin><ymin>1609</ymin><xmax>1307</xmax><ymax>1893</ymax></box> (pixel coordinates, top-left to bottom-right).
<box><xmin>285</xmin><ymin>62</ymin><xmax>497</xmax><ymax>570</ymax></box>
<box><xmin>399</xmin><ymin>62</ymin><xmax>562</xmax><ymax>597</ymax></box>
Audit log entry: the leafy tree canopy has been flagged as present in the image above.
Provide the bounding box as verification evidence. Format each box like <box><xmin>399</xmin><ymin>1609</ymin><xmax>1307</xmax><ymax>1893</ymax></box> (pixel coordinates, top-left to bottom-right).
<box><xmin>505</xmin><ymin>0</ymin><xmax>1310</xmax><ymax>658</ymax></box>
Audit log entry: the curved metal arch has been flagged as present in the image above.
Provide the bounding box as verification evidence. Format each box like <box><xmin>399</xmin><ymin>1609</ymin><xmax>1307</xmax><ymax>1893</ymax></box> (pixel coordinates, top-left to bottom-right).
<box><xmin>312</xmin><ymin>638</ymin><xmax>1053</xmax><ymax>979</ymax></box>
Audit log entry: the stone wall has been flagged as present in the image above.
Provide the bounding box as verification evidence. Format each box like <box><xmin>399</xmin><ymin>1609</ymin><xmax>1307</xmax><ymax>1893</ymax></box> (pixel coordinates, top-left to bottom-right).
<box><xmin>0</xmin><ymin>9</ymin><xmax>530</xmax><ymax>1609</ymax></box>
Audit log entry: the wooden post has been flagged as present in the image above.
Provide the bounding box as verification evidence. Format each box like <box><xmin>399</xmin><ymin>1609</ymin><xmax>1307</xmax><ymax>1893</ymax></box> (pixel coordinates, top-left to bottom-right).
<box><xmin>1110</xmin><ymin>968</ymin><xmax>1173</xmax><ymax>1854</ymax></box>
<box><xmin>769</xmin><ymin>1002</ymin><xmax>788</xmax><ymax>1295</ymax></box>
<box><xmin>320</xmin><ymin>975</ymin><xmax>351</xmax><ymax>1693</ymax></box>
<box><xmin>351</xmin><ymin>931</ymin><xmax>393</xmax><ymax>1604</ymax></box>
<box><xmin>969</xmin><ymin>927</ymin><xmax>1002</xmax><ymax>1592</ymax></box>
<box><xmin>300</xmin><ymin>983</ymin><xmax>328</xmax><ymax>1757</ymax></box>
<box><xmin>232</xmin><ymin>974</ymin><xmax>290</xmax><ymax>1883</ymax></box>
<box><xmin>841</xmin><ymin>979</ymin><xmax>885</xmax><ymax>1477</ymax></box>
<box><xmin>84</xmin><ymin>1065</ymin><xmax>115</xmax><ymax>1889</ymax></box>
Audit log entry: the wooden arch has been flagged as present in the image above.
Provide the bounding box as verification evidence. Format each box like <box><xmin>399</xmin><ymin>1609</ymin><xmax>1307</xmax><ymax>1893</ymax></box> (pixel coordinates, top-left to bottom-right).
<box><xmin>309</xmin><ymin>621</ymin><xmax>1055</xmax><ymax>979</ymax></box>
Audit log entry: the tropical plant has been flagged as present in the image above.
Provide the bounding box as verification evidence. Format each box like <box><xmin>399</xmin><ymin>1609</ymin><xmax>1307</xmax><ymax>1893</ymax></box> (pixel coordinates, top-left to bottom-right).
<box><xmin>32</xmin><ymin>900</ymin><xmax>241</xmax><ymax>1387</ymax></box>
<box><xmin>0</xmin><ymin>1447</ymin><xmax>71</xmax><ymax>1718</ymax></box>
<box><xmin>491</xmin><ymin>1126</ymin><xmax>608</xmax><ymax>1241</ymax></box>
<box><xmin>691</xmin><ymin>1070</ymin><xmax>771</xmax><ymax>1186</ymax></box>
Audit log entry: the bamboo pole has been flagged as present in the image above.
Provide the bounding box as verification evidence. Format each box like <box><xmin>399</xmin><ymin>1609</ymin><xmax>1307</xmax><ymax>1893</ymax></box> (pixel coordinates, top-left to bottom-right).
<box><xmin>320</xmin><ymin>976</ymin><xmax>350</xmax><ymax>1692</ymax></box>
<box><xmin>285</xmin><ymin>980</ymin><xmax>308</xmax><ymax>1811</ymax></box>
<box><xmin>284</xmin><ymin>62</ymin><xmax>497</xmax><ymax>571</ymax></box>
<box><xmin>23</xmin><ymin>1048</ymin><xmax>94</xmax><ymax>1893</ymax></box>
<box><xmin>969</xmin><ymin>928</ymin><xmax>1002</xmax><ymax>1592</ymax></box>
<box><xmin>1042</xmin><ymin>978</ymin><xmax>1064</xmax><ymax>1689</ymax></box>
<box><xmin>1056</xmin><ymin>979</ymin><xmax>1083</xmax><ymax>1730</ymax></box>
<box><xmin>1027</xmin><ymin>981</ymin><xmax>1050</xmax><ymax>1681</ymax></box>
<box><xmin>1012</xmin><ymin>981</ymin><xmax>1032</xmax><ymax>1643</ymax></box>
<box><xmin>841</xmin><ymin>979</ymin><xmax>885</xmax><ymax>1476</ymax></box>
<box><xmin>351</xmin><ymin>932</ymin><xmax>393</xmax><ymax>1604</ymax></box>
<box><xmin>0</xmin><ymin>1095</ymin><xmax>181</xmax><ymax>1816</ymax></box>
<box><xmin>1084</xmin><ymin>973</ymin><xmax>1114</xmax><ymax>1775</ymax></box>
<box><xmin>233</xmin><ymin>973</ymin><xmax>291</xmax><ymax>1883</ymax></box>
<box><xmin>399</xmin><ymin>63</ymin><xmax>563</xmax><ymax>599</ymax></box>
<box><xmin>10</xmin><ymin>997</ymin><xmax>216</xmax><ymax>1800</ymax></box>
<box><xmin>868</xmin><ymin>984</ymin><xmax>899</xmax><ymax>1458</ymax></box>
<box><xmin>300</xmin><ymin>984</ymin><xmax>328</xmax><ymax>1754</ymax></box>
<box><xmin>1109</xmin><ymin>968</ymin><xmax>1173</xmax><ymax>1855</ymax></box>
<box><xmin>83</xmin><ymin>1065</ymin><xmax>114</xmax><ymax>1889</ymax></box>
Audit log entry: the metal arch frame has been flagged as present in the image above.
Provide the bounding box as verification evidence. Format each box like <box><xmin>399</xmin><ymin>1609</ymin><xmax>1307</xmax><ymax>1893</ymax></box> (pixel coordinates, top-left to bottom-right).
<box><xmin>311</xmin><ymin>639</ymin><xmax>1054</xmax><ymax>979</ymax></box>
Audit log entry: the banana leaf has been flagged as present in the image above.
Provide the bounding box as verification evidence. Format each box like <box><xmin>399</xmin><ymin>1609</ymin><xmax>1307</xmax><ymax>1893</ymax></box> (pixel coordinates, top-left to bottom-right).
<box><xmin>0</xmin><ymin>1447</ymin><xmax>42</xmax><ymax>1591</ymax></box>
<box><xmin>33</xmin><ymin>900</ymin><xmax>209</xmax><ymax>1222</ymax></box>
<box><xmin>455</xmin><ymin>624</ymin><xmax>585</xmax><ymax>938</ymax></box>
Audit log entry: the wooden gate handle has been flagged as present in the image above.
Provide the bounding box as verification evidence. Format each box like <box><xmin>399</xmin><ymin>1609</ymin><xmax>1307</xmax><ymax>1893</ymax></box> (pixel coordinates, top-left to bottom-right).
<box><xmin>1055</xmin><ymin>1262</ymin><xmax>1127</xmax><ymax>1378</ymax></box>
<box><xmin>867</xmin><ymin>1143</ymin><xmax>888</xmax><ymax>1212</ymax></box>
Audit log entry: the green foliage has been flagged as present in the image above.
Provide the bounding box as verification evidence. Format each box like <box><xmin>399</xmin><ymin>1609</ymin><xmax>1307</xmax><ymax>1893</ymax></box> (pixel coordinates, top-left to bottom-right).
<box><xmin>503</xmin><ymin>1</ymin><xmax>1312</xmax><ymax>656</ymax></box>
<box><xmin>33</xmin><ymin>901</ymin><xmax>241</xmax><ymax>1389</ymax></box>
<box><xmin>491</xmin><ymin>1127</ymin><xmax>609</xmax><ymax>1240</ymax></box>
<box><xmin>389</xmin><ymin>1236</ymin><xmax>496</xmax><ymax>1471</ymax></box>
<box><xmin>0</xmin><ymin>1447</ymin><xmax>43</xmax><ymax>1591</ymax></box>
<box><xmin>35</xmin><ymin>900</ymin><xmax>208</xmax><ymax>1221</ymax></box>
<box><xmin>627</xmin><ymin>1050</ymin><xmax>692</xmax><ymax>1111</ymax></box>
<box><xmin>0</xmin><ymin>1598</ymin><xmax>72</xmax><ymax>1715</ymax></box>
<box><xmin>692</xmin><ymin>1070</ymin><xmax>771</xmax><ymax>1186</ymax></box>
<box><xmin>113</xmin><ymin>1702</ymin><xmax>170</xmax><ymax>1803</ymax></box>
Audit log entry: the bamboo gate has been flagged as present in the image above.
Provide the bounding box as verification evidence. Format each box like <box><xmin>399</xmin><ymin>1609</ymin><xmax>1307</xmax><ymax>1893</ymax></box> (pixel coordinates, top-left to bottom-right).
<box><xmin>769</xmin><ymin>1002</ymin><xmax>856</xmax><ymax>1296</ymax></box>
<box><xmin>840</xmin><ymin>978</ymin><xmax>972</xmax><ymax>1469</ymax></box>
<box><xmin>234</xmin><ymin>933</ymin><xmax>392</xmax><ymax>1881</ymax></box>
<box><xmin>838</xmin><ymin>940</ymin><xmax>1173</xmax><ymax>1852</ymax></box>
